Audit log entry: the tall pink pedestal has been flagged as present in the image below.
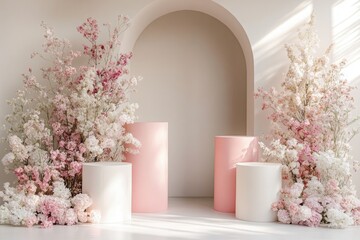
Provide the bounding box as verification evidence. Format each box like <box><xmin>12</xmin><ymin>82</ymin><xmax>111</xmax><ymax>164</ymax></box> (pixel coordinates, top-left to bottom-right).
<box><xmin>214</xmin><ymin>136</ymin><xmax>258</xmax><ymax>213</ymax></box>
<box><xmin>124</xmin><ymin>122</ymin><xmax>168</xmax><ymax>213</ymax></box>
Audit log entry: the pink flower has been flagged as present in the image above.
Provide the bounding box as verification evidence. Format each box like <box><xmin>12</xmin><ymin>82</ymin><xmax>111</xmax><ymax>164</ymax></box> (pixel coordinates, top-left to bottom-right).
<box><xmin>289</xmin><ymin>182</ymin><xmax>304</xmax><ymax>198</ymax></box>
<box><xmin>64</xmin><ymin>209</ymin><xmax>77</xmax><ymax>225</ymax></box>
<box><xmin>58</xmin><ymin>152</ymin><xmax>67</xmax><ymax>162</ymax></box>
<box><xmin>300</xmin><ymin>210</ymin><xmax>322</xmax><ymax>227</ymax></box>
<box><xmin>278</xmin><ymin>209</ymin><xmax>291</xmax><ymax>224</ymax></box>
<box><xmin>352</xmin><ymin>209</ymin><xmax>360</xmax><ymax>225</ymax></box>
<box><xmin>50</xmin><ymin>150</ymin><xmax>59</xmax><ymax>160</ymax></box>
<box><xmin>66</xmin><ymin>141</ymin><xmax>77</xmax><ymax>151</ymax></box>
<box><xmin>326</xmin><ymin>179</ymin><xmax>340</xmax><ymax>195</ymax></box>
<box><xmin>25</xmin><ymin>182</ymin><xmax>37</xmax><ymax>194</ymax></box>
<box><xmin>288</xmin><ymin>202</ymin><xmax>300</xmax><ymax>216</ymax></box>
<box><xmin>69</xmin><ymin>161</ymin><xmax>82</xmax><ymax>176</ymax></box>
<box><xmin>304</xmin><ymin>197</ymin><xmax>323</xmax><ymax>213</ymax></box>
<box><xmin>70</xmin><ymin>133</ymin><xmax>81</xmax><ymax>143</ymax></box>
<box><xmin>59</xmin><ymin>140</ymin><xmax>66</xmax><ymax>148</ymax></box>
<box><xmin>52</xmin><ymin>122</ymin><xmax>64</xmax><ymax>135</ymax></box>
<box><xmin>14</xmin><ymin>167</ymin><xmax>24</xmax><ymax>176</ymax></box>
<box><xmin>41</xmin><ymin>220</ymin><xmax>53</xmax><ymax>228</ymax></box>
<box><xmin>25</xmin><ymin>216</ymin><xmax>38</xmax><ymax>227</ymax></box>
<box><xmin>271</xmin><ymin>202</ymin><xmax>279</xmax><ymax>211</ymax></box>
<box><xmin>76</xmin><ymin>211</ymin><xmax>88</xmax><ymax>223</ymax></box>
<box><xmin>14</xmin><ymin>167</ymin><xmax>29</xmax><ymax>183</ymax></box>
<box><xmin>71</xmin><ymin>194</ymin><xmax>92</xmax><ymax>211</ymax></box>
<box><xmin>77</xmin><ymin>17</ymin><xmax>99</xmax><ymax>42</ymax></box>
<box><xmin>38</xmin><ymin>198</ymin><xmax>60</xmax><ymax>216</ymax></box>
<box><xmin>78</xmin><ymin>144</ymin><xmax>86</xmax><ymax>154</ymax></box>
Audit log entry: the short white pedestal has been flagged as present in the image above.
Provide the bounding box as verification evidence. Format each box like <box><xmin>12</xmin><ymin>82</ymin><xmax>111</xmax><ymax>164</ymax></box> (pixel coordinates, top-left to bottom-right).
<box><xmin>82</xmin><ymin>162</ymin><xmax>132</xmax><ymax>223</ymax></box>
<box><xmin>236</xmin><ymin>162</ymin><xmax>281</xmax><ymax>222</ymax></box>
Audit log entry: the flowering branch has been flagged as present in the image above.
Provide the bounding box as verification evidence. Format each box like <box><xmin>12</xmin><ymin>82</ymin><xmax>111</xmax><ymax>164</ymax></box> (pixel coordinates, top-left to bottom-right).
<box><xmin>256</xmin><ymin>15</ymin><xmax>360</xmax><ymax>228</ymax></box>
<box><xmin>0</xmin><ymin>15</ymin><xmax>141</xmax><ymax>227</ymax></box>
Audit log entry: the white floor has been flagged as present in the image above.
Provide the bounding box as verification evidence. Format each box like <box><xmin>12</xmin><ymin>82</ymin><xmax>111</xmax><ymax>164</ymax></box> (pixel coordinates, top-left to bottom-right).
<box><xmin>1</xmin><ymin>198</ymin><xmax>360</xmax><ymax>240</ymax></box>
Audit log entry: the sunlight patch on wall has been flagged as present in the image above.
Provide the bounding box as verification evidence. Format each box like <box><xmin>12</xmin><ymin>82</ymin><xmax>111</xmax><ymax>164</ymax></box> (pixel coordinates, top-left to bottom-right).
<box><xmin>253</xmin><ymin>2</ymin><xmax>312</xmax><ymax>64</ymax></box>
<box><xmin>253</xmin><ymin>1</ymin><xmax>312</xmax><ymax>88</ymax></box>
<box><xmin>332</xmin><ymin>0</ymin><xmax>360</xmax><ymax>83</ymax></box>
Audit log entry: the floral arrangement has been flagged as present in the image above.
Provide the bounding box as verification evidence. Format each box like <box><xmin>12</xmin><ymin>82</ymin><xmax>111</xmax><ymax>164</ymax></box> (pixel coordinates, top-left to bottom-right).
<box><xmin>0</xmin><ymin>16</ymin><xmax>141</xmax><ymax>227</ymax></box>
<box><xmin>256</xmin><ymin>15</ymin><xmax>360</xmax><ymax>228</ymax></box>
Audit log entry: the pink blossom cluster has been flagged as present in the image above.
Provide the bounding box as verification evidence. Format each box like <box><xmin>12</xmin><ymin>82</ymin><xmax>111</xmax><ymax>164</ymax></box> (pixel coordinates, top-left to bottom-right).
<box><xmin>257</xmin><ymin>15</ymin><xmax>360</xmax><ymax>228</ymax></box>
<box><xmin>1</xmin><ymin>16</ymin><xmax>141</xmax><ymax>227</ymax></box>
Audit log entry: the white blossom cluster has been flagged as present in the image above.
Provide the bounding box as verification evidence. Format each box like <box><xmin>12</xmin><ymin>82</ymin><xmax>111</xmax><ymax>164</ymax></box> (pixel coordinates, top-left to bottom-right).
<box><xmin>0</xmin><ymin>182</ymin><xmax>99</xmax><ymax>227</ymax></box>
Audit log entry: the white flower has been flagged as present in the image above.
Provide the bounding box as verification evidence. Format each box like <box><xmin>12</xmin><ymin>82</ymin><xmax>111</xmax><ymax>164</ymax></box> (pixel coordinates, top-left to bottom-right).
<box><xmin>293</xmin><ymin>95</ymin><xmax>302</xmax><ymax>106</ymax></box>
<box><xmin>78</xmin><ymin>68</ymin><xmax>96</xmax><ymax>92</ymax></box>
<box><xmin>0</xmin><ymin>206</ymin><xmax>10</xmax><ymax>224</ymax></box>
<box><xmin>76</xmin><ymin>211</ymin><xmax>88</xmax><ymax>223</ymax></box>
<box><xmin>84</xmin><ymin>135</ymin><xmax>103</xmax><ymax>155</ymax></box>
<box><xmin>289</xmin><ymin>182</ymin><xmax>304</xmax><ymax>198</ymax></box>
<box><xmin>0</xmin><ymin>183</ymin><xmax>39</xmax><ymax>226</ymax></box>
<box><xmin>314</xmin><ymin>151</ymin><xmax>351</xmax><ymax>186</ymax></box>
<box><xmin>100</xmin><ymin>138</ymin><xmax>116</xmax><ymax>149</ymax></box>
<box><xmin>8</xmin><ymin>135</ymin><xmax>28</xmax><ymax>162</ymax></box>
<box><xmin>71</xmin><ymin>194</ymin><xmax>92</xmax><ymax>212</ymax></box>
<box><xmin>53</xmin><ymin>181</ymin><xmax>71</xmax><ymax>200</ymax></box>
<box><xmin>325</xmin><ymin>208</ymin><xmax>354</xmax><ymax>228</ymax></box>
<box><xmin>88</xmin><ymin>210</ymin><xmax>101</xmax><ymax>223</ymax></box>
<box><xmin>23</xmin><ymin>195</ymin><xmax>40</xmax><ymax>212</ymax></box>
<box><xmin>23</xmin><ymin>114</ymin><xmax>50</xmax><ymax>144</ymax></box>
<box><xmin>278</xmin><ymin>209</ymin><xmax>291</xmax><ymax>224</ymax></box>
<box><xmin>1</xmin><ymin>152</ymin><xmax>15</xmax><ymax>169</ymax></box>
<box><xmin>292</xmin><ymin>168</ymin><xmax>300</xmax><ymax>175</ymax></box>
<box><xmin>28</xmin><ymin>148</ymin><xmax>49</xmax><ymax>170</ymax></box>
<box><xmin>288</xmin><ymin>161</ymin><xmax>299</xmax><ymax>170</ymax></box>
<box><xmin>304</xmin><ymin>177</ymin><xmax>325</xmax><ymax>197</ymax></box>
<box><xmin>129</xmin><ymin>77</ymin><xmax>138</xmax><ymax>86</ymax></box>
<box><xmin>64</xmin><ymin>208</ymin><xmax>77</xmax><ymax>225</ymax></box>
<box><xmin>286</xmin><ymin>149</ymin><xmax>298</xmax><ymax>162</ymax></box>
<box><xmin>300</xmin><ymin>206</ymin><xmax>312</xmax><ymax>220</ymax></box>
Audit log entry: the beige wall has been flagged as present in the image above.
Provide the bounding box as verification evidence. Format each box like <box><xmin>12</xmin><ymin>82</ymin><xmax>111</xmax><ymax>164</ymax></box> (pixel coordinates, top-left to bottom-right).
<box><xmin>1</xmin><ymin>0</ymin><xmax>359</xmax><ymax>197</ymax></box>
<box><xmin>131</xmin><ymin>10</ymin><xmax>246</xmax><ymax>196</ymax></box>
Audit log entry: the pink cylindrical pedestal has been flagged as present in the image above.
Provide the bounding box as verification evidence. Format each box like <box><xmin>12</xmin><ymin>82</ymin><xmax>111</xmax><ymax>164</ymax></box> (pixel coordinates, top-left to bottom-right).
<box><xmin>214</xmin><ymin>136</ymin><xmax>258</xmax><ymax>213</ymax></box>
<box><xmin>124</xmin><ymin>122</ymin><xmax>168</xmax><ymax>213</ymax></box>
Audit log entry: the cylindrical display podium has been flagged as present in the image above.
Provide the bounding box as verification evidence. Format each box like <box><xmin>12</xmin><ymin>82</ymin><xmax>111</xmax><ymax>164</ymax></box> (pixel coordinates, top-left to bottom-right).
<box><xmin>236</xmin><ymin>162</ymin><xmax>282</xmax><ymax>222</ymax></box>
<box><xmin>214</xmin><ymin>136</ymin><xmax>258</xmax><ymax>213</ymax></box>
<box><xmin>82</xmin><ymin>162</ymin><xmax>132</xmax><ymax>223</ymax></box>
<box><xmin>125</xmin><ymin>122</ymin><xmax>168</xmax><ymax>213</ymax></box>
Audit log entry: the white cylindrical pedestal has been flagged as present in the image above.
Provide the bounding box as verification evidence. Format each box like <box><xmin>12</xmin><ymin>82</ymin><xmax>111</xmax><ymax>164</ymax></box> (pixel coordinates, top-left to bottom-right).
<box><xmin>82</xmin><ymin>162</ymin><xmax>132</xmax><ymax>223</ymax></box>
<box><xmin>236</xmin><ymin>162</ymin><xmax>281</xmax><ymax>222</ymax></box>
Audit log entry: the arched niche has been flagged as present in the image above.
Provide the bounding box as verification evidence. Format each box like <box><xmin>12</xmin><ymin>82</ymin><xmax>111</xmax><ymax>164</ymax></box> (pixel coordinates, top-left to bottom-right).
<box><xmin>122</xmin><ymin>0</ymin><xmax>254</xmax><ymax>197</ymax></box>
<box><xmin>122</xmin><ymin>0</ymin><xmax>254</xmax><ymax>134</ymax></box>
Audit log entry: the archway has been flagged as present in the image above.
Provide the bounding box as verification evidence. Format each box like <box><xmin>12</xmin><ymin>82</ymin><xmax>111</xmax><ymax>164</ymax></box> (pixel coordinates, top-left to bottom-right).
<box><xmin>123</xmin><ymin>0</ymin><xmax>254</xmax><ymax>197</ymax></box>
